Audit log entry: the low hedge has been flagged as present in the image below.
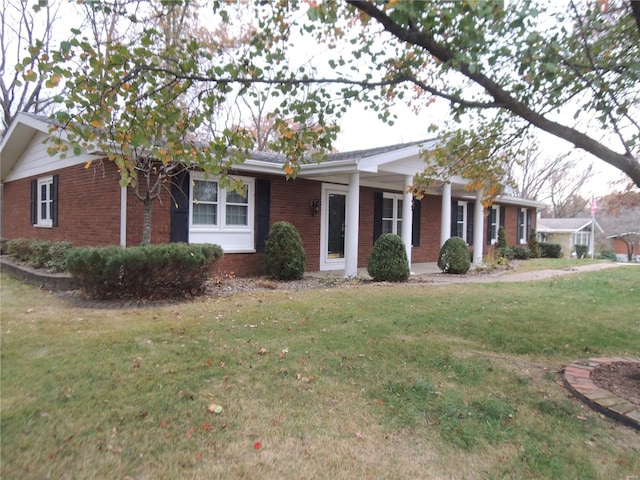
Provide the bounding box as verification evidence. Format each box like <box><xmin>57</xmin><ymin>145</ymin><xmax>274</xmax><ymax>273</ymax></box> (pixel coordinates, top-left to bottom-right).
<box><xmin>5</xmin><ymin>238</ymin><xmax>74</xmax><ymax>272</ymax></box>
<box><xmin>66</xmin><ymin>243</ymin><xmax>223</xmax><ymax>299</ymax></box>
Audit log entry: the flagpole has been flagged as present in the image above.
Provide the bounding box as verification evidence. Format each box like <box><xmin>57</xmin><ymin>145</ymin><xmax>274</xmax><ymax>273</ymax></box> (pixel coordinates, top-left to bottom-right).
<box><xmin>590</xmin><ymin>194</ymin><xmax>596</xmax><ymax>260</ymax></box>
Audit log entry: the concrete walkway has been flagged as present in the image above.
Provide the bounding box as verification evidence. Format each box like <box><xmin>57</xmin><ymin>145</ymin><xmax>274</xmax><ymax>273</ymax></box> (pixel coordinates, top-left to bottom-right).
<box><xmin>310</xmin><ymin>260</ymin><xmax>635</xmax><ymax>282</ymax></box>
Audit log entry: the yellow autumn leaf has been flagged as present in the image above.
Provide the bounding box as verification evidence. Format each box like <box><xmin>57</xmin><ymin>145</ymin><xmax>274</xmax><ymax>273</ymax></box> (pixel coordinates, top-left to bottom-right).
<box><xmin>84</xmin><ymin>160</ymin><xmax>92</xmax><ymax>169</ymax></box>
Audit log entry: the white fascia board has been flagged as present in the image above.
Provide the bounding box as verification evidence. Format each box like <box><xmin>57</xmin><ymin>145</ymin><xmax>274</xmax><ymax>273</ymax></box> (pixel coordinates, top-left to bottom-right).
<box><xmin>358</xmin><ymin>144</ymin><xmax>428</xmax><ymax>170</ymax></box>
<box><xmin>231</xmin><ymin>159</ymin><xmax>287</xmax><ymax>175</ymax></box>
<box><xmin>299</xmin><ymin>159</ymin><xmax>362</xmax><ymax>176</ymax></box>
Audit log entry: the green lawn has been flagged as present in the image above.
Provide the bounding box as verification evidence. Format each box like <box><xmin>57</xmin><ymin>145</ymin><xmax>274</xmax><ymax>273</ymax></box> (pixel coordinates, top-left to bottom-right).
<box><xmin>1</xmin><ymin>266</ymin><xmax>639</xmax><ymax>479</ymax></box>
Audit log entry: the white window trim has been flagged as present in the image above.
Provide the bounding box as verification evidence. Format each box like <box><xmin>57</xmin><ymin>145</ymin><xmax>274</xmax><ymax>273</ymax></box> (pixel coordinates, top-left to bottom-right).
<box><xmin>490</xmin><ymin>205</ymin><xmax>500</xmax><ymax>245</ymax></box>
<box><xmin>456</xmin><ymin>201</ymin><xmax>468</xmax><ymax>243</ymax></box>
<box><xmin>188</xmin><ymin>172</ymin><xmax>255</xmax><ymax>253</ymax></box>
<box><xmin>382</xmin><ymin>193</ymin><xmax>403</xmax><ymax>236</ymax></box>
<box><xmin>35</xmin><ymin>176</ymin><xmax>54</xmax><ymax>228</ymax></box>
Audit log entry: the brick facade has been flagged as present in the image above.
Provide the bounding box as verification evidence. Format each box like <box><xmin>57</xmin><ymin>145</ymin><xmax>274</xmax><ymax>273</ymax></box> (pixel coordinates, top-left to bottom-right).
<box><xmin>2</xmin><ymin>161</ymin><xmax>536</xmax><ymax>276</ymax></box>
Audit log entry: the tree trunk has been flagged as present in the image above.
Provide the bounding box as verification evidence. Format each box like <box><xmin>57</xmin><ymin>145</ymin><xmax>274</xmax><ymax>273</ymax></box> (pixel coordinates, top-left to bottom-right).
<box><xmin>142</xmin><ymin>197</ymin><xmax>153</xmax><ymax>246</ymax></box>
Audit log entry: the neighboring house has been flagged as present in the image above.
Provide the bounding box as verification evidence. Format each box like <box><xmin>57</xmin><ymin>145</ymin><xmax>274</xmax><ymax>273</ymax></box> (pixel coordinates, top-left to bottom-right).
<box><xmin>537</xmin><ymin>218</ymin><xmax>603</xmax><ymax>258</ymax></box>
<box><xmin>1</xmin><ymin>113</ymin><xmax>543</xmax><ymax>276</ymax></box>
<box><xmin>606</xmin><ymin>232</ymin><xmax>639</xmax><ymax>263</ymax></box>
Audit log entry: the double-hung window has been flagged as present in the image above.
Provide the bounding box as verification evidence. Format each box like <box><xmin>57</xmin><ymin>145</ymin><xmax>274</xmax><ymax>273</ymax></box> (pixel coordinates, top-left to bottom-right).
<box><xmin>489</xmin><ymin>205</ymin><xmax>500</xmax><ymax>245</ymax></box>
<box><xmin>517</xmin><ymin>208</ymin><xmax>529</xmax><ymax>244</ymax></box>
<box><xmin>382</xmin><ymin>193</ymin><xmax>403</xmax><ymax>235</ymax></box>
<box><xmin>31</xmin><ymin>175</ymin><xmax>57</xmax><ymax>228</ymax></box>
<box><xmin>189</xmin><ymin>172</ymin><xmax>255</xmax><ymax>252</ymax></box>
<box><xmin>455</xmin><ymin>201</ymin><xmax>468</xmax><ymax>242</ymax></box>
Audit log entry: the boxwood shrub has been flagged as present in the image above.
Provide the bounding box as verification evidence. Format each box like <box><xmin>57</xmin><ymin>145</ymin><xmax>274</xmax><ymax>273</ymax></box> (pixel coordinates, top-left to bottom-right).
<box><xmin>367</xmin><ymin>233</ymin><xmax>410</xmax><ymax>282</ymax></box>
<box><xmin>264</xmin><ymin>221</ymin><xmax>306</xmax><ymax>280</ymax></box>
<box><xmin>65</xmin><ymin>243</ymin><xmax>223</xmax><ymax>299</ymax></box>
<box><xmin>438</xmin><ymin>237</ymin><xmax>471</xmax><ymax>274</ymax></box>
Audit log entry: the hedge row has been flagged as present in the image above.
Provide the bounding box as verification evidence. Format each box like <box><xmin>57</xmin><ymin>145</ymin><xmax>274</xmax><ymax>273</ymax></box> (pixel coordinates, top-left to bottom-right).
<box><xmin>5</xmin><ymin>238</ymin><xmax>74</xmax><ymax>272</ymax></box>
<box><xmin>66</xmin><ymin>243</ymin><xmax>223</xmax><ymax>299</ymax></box>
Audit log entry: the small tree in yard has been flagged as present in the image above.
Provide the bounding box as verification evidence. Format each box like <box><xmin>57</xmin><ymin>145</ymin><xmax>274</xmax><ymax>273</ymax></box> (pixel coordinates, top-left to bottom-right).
<box><xmin>264</xmin><ymin>222</ymin><xmax>306</xmax><ymax>280</ymax></box>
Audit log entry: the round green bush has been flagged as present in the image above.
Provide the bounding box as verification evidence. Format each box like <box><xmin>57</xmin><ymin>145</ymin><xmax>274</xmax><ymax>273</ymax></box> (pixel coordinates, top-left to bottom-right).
<box><xmin>367</xmin><ymin>233</ymin><xmax>410</xmax><ymax>282</ymax></box>
<box><xmin>438</xmin><ymin>236</ymin><xmax>471</xmax><ymax>274</ymax></box>
<box><xmin>264</xmin><ymin>221</ymin><xmax>306</xmax><ymax>280</ymax></box>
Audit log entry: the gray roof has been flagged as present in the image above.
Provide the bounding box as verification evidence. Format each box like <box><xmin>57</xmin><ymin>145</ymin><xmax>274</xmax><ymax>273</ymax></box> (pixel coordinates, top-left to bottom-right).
<box><xmin>537</xmin><ymin>218</ymin><xmax>603</xmax><ymax>233</ymax></box>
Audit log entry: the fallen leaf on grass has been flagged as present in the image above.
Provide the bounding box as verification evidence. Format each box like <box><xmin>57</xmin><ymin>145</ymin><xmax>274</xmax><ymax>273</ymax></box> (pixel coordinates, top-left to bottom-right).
<box><xmin>254</xmin><ymin>441</ymin><xmax>262</xmax><ymax>450</ymax></box>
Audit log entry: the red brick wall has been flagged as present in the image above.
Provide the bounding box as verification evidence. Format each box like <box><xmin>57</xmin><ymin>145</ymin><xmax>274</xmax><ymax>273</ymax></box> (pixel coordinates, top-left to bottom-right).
<box><xmin>2</xmin><ymin>160</ymin><xmax>174</xmax><ymax>247</ymax></box>
<box><xmin>2</xmin><ymin>161</ymin><xmax>122</xmax><ymax>245</ymax></box>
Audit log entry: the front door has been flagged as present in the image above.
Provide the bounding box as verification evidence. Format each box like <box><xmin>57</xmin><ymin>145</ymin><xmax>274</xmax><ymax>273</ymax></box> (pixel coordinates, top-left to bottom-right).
<box><xmin>321</xmin><ymin>184</ymin><xmax>348</xmax><ymax>270</ymax></box>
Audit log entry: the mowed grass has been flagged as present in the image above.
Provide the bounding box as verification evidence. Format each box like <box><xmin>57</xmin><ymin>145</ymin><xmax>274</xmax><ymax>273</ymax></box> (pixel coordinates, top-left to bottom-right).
<box><xmin>1</xmin><ymin>266</ymin><xmax>639</xmax><ymax>479</ymax></box>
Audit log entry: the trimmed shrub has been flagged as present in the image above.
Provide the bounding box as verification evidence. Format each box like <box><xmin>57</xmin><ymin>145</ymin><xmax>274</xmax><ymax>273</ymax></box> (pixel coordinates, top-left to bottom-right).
<box><xmin>496</xmin><ymin>226</ymin><xmax>508</xmax><ymax>250</ymax></box>
<box><xmin>575</xmin><ymin>244</ymin><xmax>588</xmax><ymax>259</ymax></box>
<box><xmin>45</xmin><ymin>241</ymin><xmax>74</xmax><ymax>272</ymax></box>
<box><xmin>264</xmin><ymin>221</ymin><xmax>306</xmax><ymax>280</ymax></box>
<box><xmin>512</xmin><ymin>246</ymin><xmax>531</xmax><ymax>260</ymax></box>
<box><xmin>367</xmin><ymin>233</ymin><xmax>410</xmax><ymax>282</ymax></box>
<box><xmin>66</xmin><ymin>243</ymin><xmax>223</xmax><ymax>299</ymax></box>
<box><xmin>438</xmin><ymin>237</ymin><xmax>471</xmax><ymax>274</ymax></box>
<box><xmin>28</xmin><ymin>239</ymin><xmax>54</xmax><ymax>269</ymax></box>
<box><xmin>496</xmin><ymin>246</ymin><xmax>514</xmax><ymax>261</ymax></box>
<box><xmin>528</xmin><ymin>228</ymin><xmax>541</xmax><ymax>258</ymax></box>
<box><xmin>540</xmin><ymin>242</ymin><xmax>562</xmax><ymax>258</ymax></box>
<box><xmin>6</xmin><ymin>238</ymin><xmax>32</xmax><ymax>262</ymax></box>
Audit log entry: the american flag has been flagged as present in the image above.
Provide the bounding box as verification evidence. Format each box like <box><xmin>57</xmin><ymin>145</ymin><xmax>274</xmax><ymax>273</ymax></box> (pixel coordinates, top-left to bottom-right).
<box><xmin>590</xmin><ymin>194</ymin><xmax>597</xmax><ymax>216</ymax></box>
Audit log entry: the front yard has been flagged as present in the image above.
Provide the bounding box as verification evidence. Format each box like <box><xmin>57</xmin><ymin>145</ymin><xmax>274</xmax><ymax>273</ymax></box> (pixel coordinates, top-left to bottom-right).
<box><xmin>1</xmin><ymin>265</ymin><xmax>639</xmax><ymax>479</ymax></box>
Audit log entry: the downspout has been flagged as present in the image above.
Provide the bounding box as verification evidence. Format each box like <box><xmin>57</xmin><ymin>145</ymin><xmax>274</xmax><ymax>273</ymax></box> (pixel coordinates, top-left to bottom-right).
<box><xmin>120</xmin><ymin>186</ymin><xmax>127</xmax><ymax>247</ymax></box>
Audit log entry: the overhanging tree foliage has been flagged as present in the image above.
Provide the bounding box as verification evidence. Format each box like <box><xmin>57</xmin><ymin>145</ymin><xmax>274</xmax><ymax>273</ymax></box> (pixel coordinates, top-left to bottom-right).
<box><xmin>26</xmin><ymin>0</ymin><xmax>640</xmax><ymax>213</ymax></box>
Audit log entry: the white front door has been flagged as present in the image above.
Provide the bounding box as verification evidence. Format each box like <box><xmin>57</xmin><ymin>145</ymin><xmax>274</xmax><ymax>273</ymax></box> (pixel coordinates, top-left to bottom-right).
<box><xmin>320</xmin><ymin>184</ymin><xmax>348</xmax><ymax>270</ymax></box>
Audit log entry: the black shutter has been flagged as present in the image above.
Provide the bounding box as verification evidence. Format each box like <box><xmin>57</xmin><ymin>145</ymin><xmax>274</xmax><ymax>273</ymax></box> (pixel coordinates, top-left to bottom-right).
<box><xmin>373</xmin><ymin>191</ymin><xmax>383</xmax><ymax>244</ymax></box>
<box><xmin>255</xmin><ymin>179</ymin><xmax>271</xmax><ymax>252</ymax></box>
<box><xmin>411</xmin><ymin>199</ymin><xmax>421</xmax><ymax>247</ymax></box>
<box><xmin>51</xmin><ymin>175</ymin><xmax>59</xmax><ymax>227</ymax></box>
<box><xmin>170</xmin><ymin>170</ymin><xmax>190</xmax><ymax>243</ymax></box>
<box><xmin>500</xmin><ymin>206</ymin><xmax>506</xmax><ymax>228</ymax></box>
<box><xmin>467</xmin><ymin>202</ymin><xmax>474</xmax><ymax>245</ymax></box>
<box><xmin>451</xmin><ymin>200</ymin><xmax>458</xmax><ymax>238</ymax></box>
<box><xmin>30</xmin><ymin>179</ymin><xmax>37</xmax><ymax>225</ymax></box>
<box><xmin>526</xmin><ymin>209</ymin><xmax>532</xmax><ymax>240</ymax></box>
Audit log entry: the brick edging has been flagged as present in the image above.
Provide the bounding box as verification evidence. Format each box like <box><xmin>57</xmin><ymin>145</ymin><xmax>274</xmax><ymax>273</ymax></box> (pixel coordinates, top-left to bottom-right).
<box><xmin>563</xmin><ymin>357</ymin><xmax>640</xmax><ymax>431</ymax></box>
<box><xmin>0</xmin><ymin>256</ymin><xmax>77</xmax><ymax>291</ymax></box>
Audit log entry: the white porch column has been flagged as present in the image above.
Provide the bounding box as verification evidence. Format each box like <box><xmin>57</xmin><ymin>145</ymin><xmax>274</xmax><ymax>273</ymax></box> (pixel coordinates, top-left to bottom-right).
<box><xmin>473</xmin><ymin>189</ymin><xmax>484</xmax><ymax>265</ymax></box>
<box><xmin>120</xmin><ymin>186</ymin><xmax>127</xmax><ymax>247</ymax></box>
<box><xmin>402</xmin><ymin>176</ymin><xmax>413</xmax><ymax>270</ymax></box>
<box><xmin>440</xmin><ymin>182</ymin><xmax>452</xmax><ymax>246</ymax></box>
<box><xmin>344</xmin><ymin>173</ymin><xmax>360</xmax><ymax>277</ymax></box>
